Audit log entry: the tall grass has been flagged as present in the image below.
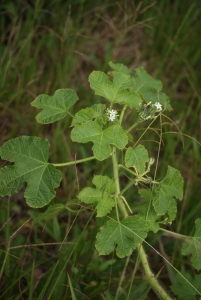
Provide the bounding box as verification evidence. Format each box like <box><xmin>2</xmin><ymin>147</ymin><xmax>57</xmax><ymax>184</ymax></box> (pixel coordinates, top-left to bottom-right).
<box><xmin>0</xmin><ymin>0</ymin><xmax>201</xmax><ymax>298</ymax></box>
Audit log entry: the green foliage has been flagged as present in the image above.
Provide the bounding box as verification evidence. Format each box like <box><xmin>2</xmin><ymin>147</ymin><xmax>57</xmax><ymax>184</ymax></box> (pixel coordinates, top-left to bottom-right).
<box><xmin>96</xmin><ymin>216</ymin><xmax>148</xmax><ymax>258</ymax></box>
<box><xmin>170</xmin><ymin>272</ymin><xmax>201</xmax><ymax>300</ymax></box>
<box><xmin>89</xmin><ymin>70</ymin><xmax>141</xmax><ymax>109</ymax></box>
<box><xmin>78</xmin><ymin>175</ymin><xmax>115</xmax><ymax>217</ymax></box>
<box><xmin>125</xmin><ymin>145</ymin><xmax>149</xmax><ymax>174</ymax></box>
<box><xmin>71</xmin><ymin>121</ymin><xmax>128</xmax><ymax>160</ymax></box>
<box><xmin>31</xmin><ymin>89</ymin><xmax>79</xmax><ymax>124</ymax></box>
<box><xmin>181</xmin><ymin>218</ymin><xmax>201</xmax><ymax>271</ymax></box>
<box><xmin>152</xmin><ymin>166</ymin><xmax>183</xmax><ymax>217</ymax></box>
<box><xmin>133</xmin><ymin>67</ymin><xmax>172</xmax><ymax>110</ymax></box>
<box><xmin>1</xmin><ymin>60</ymin><xmax>199</xmax><ymax>299</ymax></box>
<box><xmin>0</xmin><ymin>136</ymin><xmax>62</xmax><ymax>207</ymax></box>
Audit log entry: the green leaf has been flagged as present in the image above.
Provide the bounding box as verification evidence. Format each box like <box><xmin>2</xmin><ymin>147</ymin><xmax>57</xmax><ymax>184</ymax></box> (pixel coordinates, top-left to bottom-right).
<box><xmin>31</xmin><ymin>89</ymin><xmax>79</xmax><ymax>124</ymax></box>
<box><xmin>108</xmin><ymin>61</ymin><xmax>135</xmax><ymax>77</ymax></box>
<box><xmin>152</xmin><ymin>166</ymin><xmax>183</xmax><ymax>216</ymax></box>
<box><xmin>89</xmin><ymin>71</ymin><xmax>141</xmax><ymax>108</ymax></box>
<box><xmin>138</xmin><ymin>189</ymin><xmax>160</xmax><ymax>233</ymax></box>
<box><xmin>32</xmin><ymin>204</ymin><xmax>65</xmax><ymax>224</ymax></box>
<box><xmin>71</xmin><ymin>121</ymin><xmax>128</xmax><ymax>161</ymax></box>
<box><xmin>71</xmin><ymin>104</ymin><xmax>106</xmax><ymax>126</ymax></box>
<box><xmin>181</xmin><ymin>218</ymin><xmax>201</xmax><ymax>271</ymax></box>
<box><xmin>170</xmin><ymin>272</ymin><xmax>201</xmax><ymax>300</ymax></box>
<box><xmin>0</xmin><ymin>136</ymin><xmax>62</xmax><ymax>208</ymax></box>
<box><xmin>78</xmin><ymin>175</ymin><xmax>115</xmax><ymax>217</ymax></box>
<box><xmin>125</xmin><ymin>145</ymin><xmax>149</xmax><ymax>174</ymax></box>
<box><xmin>134</xmin><ymin>67</ymin><xmax>172</xmax><ymax>110</ymax></box>
<box><xmin>96</xmin><ymin>216</ymin><xmax>148</xmax><ymax>258</ymax></box>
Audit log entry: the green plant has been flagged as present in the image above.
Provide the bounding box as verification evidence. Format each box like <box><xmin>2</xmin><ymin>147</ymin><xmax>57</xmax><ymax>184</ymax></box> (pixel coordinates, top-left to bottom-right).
<box><xmin>0</xmin><ymin>61</ymin><xmax>201</xmax><ymax>299</ymax></box>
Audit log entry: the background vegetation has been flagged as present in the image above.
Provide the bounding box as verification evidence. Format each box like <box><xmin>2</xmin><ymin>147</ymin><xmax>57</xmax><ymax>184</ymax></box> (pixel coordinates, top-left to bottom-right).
<box><xmin>0</xmin><ymin>0</ymin><xmax>201</xmax><ymax>299</ymax></box>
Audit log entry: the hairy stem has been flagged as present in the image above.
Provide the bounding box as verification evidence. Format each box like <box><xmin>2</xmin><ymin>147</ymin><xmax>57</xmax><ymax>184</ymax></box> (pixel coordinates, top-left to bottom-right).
<box><xmin>112</xmin><ymin>146</ymin><xmax>173</xmax><ymax>300</ymax></box>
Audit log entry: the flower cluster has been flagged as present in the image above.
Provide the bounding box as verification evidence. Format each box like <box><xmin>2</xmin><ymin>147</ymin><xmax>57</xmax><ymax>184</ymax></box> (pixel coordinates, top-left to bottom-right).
<box><xmin>139</xmin><ymin>101</ymin><xmax>162</xmax><ymax>120</ymax></box>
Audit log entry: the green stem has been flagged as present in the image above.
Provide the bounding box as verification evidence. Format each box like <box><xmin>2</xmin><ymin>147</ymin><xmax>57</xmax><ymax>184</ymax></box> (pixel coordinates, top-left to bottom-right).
<box><xmin>136</xmin><ymin>244</ymin><xmax>172</xmax><ymax>300</ymax></box>
<box><xmin>53</xmin><ymin>156</ymin><xmax>96</xmax><ymax>167</ymax></box>
<box><xmin>111</xmin><ymin>146</ymin><xmax>128</xmax><ymax>219</ymax></box>
<box><xmin>112</xmin><ymin>152</ymin><xmax>173</xmax><ymax>300</ymax></box>
<box><xmin>119</xmin><ymin>105</ymin><xmax>127</xmax><ymax>125</ymax></box>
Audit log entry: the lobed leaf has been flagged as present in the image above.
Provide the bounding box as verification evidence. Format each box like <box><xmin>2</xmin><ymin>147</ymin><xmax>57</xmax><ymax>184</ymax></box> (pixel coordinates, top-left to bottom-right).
<box><xmin>134</xmin><ymin>67</ymin><xmax>172</xmax><ymax>110</ymax></box>
<box><xmin>170</xmin><ymin>272</ymin><xmax>201</xmax><ymax>300</ymax></box>
<box><xmin>0</xmin><ymin>136</ymin><xmax>62</xmax><ymax>208</ymax></box>
<box><xmin>78</xmin><ymin>175</ymin><xmax>115</xmax><ymax>217</ymax></box>
<box><xmin>181</xmin><ymin>218</ymin><xmax>201</xmax><ymax>271</ymax></box>
<box><xmin>31</xmin><ymin>89</ymin><xmax>79</xmax><ymax>124</ymax></box>
<box><xmin>125</xmin><ymin>145</ymin><xmax>149</xmax><ymax>174</ymax></box>
<box><xmin>152</xmin><ymin>166</ymin><xmax>183</xmax><ymax>216</ymax></box>
<box><xmin>71</xmin><ymin>121</ymin><xmax>128</xmax><ymax>161</ymax></box>
<box><xmin>89</xmin><ymin>71</ymin><xmax>141</xmax><ymax>109</ymax></box>
<box><xmin>96</xmin><ymin>216</ymin><xmax>148</xmax><ymax>258</ymax></box>
<box><xmin>71</xmin><ymin>104</ymin><xmax>106</xmax><ymax>126</ymax></box>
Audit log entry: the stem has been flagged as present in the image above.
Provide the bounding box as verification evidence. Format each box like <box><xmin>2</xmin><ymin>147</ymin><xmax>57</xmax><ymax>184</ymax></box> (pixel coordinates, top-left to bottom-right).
<box><xmin>119</xmin><ymin>105</ymin><xmax>127</xmax><ymax>125</ymax></box>
<box><xmin>137</xmin><ymin>244</ymin><xmax>172</xmax><ymax>300</ymax></box>
<box><xmin>111</xmin><ymin>146</ymin><xmax>128</xmax><ymax>219</ymax></box>
<box><xmin>112</xmin><ymin>150</ymin><xmax>173</xmax><ymax>299</ymax></box>
<box><xmin>53</xmin><ymin>156</ymin><xmax>96</xmax><ymax>167</ymax></box>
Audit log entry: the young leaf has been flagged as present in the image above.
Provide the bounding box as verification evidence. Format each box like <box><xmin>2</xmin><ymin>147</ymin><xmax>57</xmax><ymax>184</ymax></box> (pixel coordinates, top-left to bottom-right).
<box><xmin>89</xmin><ymin>71</ymin><xmax>141</xmax><ymax>109</ymax></box>
<box><xmin>71</xmin><ymin>104</ymin><xmax>106</xmax><ymax>126</ymax></box>
<box><xmin>0</xmin><ymin>136</ymin><xmax>62</xmax><ymax>208</ymax></box>
<box><xmin>134</xmin><ymin>67</ymin><xmax>172</xmax><ymax>111</ymax></box>
<box><xmin>125</xmin><ymin>145</ymin><xmax>149</xmax><ymax>174</ymax></box>
<box><xmin>170</xmin><ymin>272</ymin><xmax>201</xmax><ymax>300</ymax></box>
<box><xmin>152</xmin><ymin>166</ymin><xmax>183</xmax><ymax>216</ymax></box>
<box><xmin>71</xmin><ymin>121</ymin><xmax>128</xmax><ymax>161</ymax></box>
<box><xmin>181</xmin><ymin>218</ymin><xmax>201</xmax><ymax>271</ymax></box>
<box><xmin>31</xmin><ymin>89</ymin><xmax>79</xmax><ymax>124</ymax></box>
<box><xmin>96</xmin><ymin>216</ymin><xmax>148</xmax><ymax>258</ymax></box>
<box><xmin>78</xmin><ymin>175</ymin><xmax>115</xmax><ymax>217</ymax></box>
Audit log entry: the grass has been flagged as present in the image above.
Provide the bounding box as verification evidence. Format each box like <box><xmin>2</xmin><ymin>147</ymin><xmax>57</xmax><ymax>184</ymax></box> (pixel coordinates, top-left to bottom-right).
<box><xmin>0</xmin><ymin>0</ymin><xmax>201</xmax><ymax>299</ymax></box>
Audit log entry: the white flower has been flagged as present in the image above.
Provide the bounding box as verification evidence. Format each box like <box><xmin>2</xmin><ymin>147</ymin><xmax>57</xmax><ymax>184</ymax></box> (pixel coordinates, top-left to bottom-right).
<box><xmin>108</xmin><ymin>109</ymin><xmax>117</xmax><ymax>121</ymax></box>
<box><xmin>154</xmin><ymin>102</ymin><xmax>162</xmax><ymax>111</ymax></box>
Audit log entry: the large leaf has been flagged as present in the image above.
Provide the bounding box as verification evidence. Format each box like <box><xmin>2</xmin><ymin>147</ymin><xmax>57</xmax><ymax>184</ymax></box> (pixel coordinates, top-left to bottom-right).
<box><xmin>125</xmin><ymin>145</ymin><xmax>149</xmax><ymax>174</ymax></box>
<box><xmin>152</xmin><ymin>166</ymin><xmax>183</xmax><ymax>216</ymax></box>
<box><xmin>71</xmin><ymin>121</ymin><xmax>128</xmax><ymax>161</ymax></box>
<box><xmin>0</xmin><ymin>136</ymin><xmax>62</xmax><ymax>208</ymax></box>
<box><xmin>96</xmin><ymin>216</ymin><xmax>148</xmax><ymax>257</ymax></box>
<box><xmin>89</xmin><ymin>71</ymin><xmax>141</xmax><ymax>109</ymax></box>
<box><xmin>170</xmin><ymin>272</ymin><xmax>201</xmax><ymax>300</ymax></box>
<box><xmin>181</xmin><ymin>218</ymin><xmax>201</xmax><ymax>271</ymax></box>
<box><xmin>134</xmin><ymin>67</ymin><xmax>172</xmax><ymax>110</ymax></box>
<box><xmin>78</xmin><ymin>175</ymin><xmax>115</xmax><ymax>217</ymax></box>
<box><xmin>31</xmin><ymin>89</ymin><xmax>79</xmax><ymax>124</ymax></box>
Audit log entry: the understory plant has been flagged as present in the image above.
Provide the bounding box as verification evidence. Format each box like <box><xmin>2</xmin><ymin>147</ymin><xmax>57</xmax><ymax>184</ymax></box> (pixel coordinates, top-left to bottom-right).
<box><xmin>0</xmin><ymin>62</ymin><xmax>201</xmax><ymax>299</ymax></box>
